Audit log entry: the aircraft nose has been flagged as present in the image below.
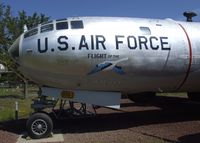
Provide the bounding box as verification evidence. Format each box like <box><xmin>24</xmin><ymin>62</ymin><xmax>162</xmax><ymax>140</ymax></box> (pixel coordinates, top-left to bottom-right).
<box><xmin>8</xmin><ymin>36</ymin><xmax>20</xmax><ymax>62</ymax></box>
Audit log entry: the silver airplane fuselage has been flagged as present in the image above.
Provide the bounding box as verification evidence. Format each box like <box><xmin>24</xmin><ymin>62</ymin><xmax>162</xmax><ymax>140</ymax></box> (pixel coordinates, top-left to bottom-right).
<box><xmin>9</xmin><ymin>17</ymin><xmax>200</xmax><ymax>93</ymax></box>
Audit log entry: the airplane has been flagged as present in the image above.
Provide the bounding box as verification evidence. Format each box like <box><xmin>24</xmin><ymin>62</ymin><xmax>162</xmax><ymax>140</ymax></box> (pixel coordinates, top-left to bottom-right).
<box><xmin>7</xmin><ymin>11</ymin><xmax>200</xmax><ymax>139</ymax></box>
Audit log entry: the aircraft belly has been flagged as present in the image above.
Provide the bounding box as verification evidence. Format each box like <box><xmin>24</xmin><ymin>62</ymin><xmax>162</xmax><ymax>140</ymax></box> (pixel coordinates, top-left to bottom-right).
<box><xmin>20</xmin><ymin>48</ymin><xmax>189</xmax><ymax>91</ymax></box>
<box><xmin>19</xmin><ymin>45</ymin><xmax>190</xmax><ymax>92</ymax></box>
<box><xmin>19</xmin><ymin>64</ymin><xmax>186</xmax><ymax>92</ymax></box>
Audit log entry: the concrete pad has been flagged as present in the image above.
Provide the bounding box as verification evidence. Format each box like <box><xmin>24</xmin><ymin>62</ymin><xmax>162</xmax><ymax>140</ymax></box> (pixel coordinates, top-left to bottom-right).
<box><xmin>16</xmin><ymin>131</ymin><xmax>64</xmax><ymax>143</ymax></box>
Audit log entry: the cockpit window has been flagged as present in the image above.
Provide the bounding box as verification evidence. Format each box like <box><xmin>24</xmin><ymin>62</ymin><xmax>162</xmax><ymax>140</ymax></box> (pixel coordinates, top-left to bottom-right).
<box><xmin>56</xmin><ymin>22</ymin><xmax>68</xmax><ymax>30</ymax></box>
<box><xmin>56</xmin><ymin>18</ymin><xmax>67</xmax><ymax>22</ymax></box>
<box><xmin>41</xmin><ymin>20</ymin><xmax>53</xmax><ymax>25</ymax></box>
<box><xmin>71</xmin><ymin>20</ymin><xmax>84</xmax><ymax>29</ymax></box>
<box><xmin>140</xmin><ymin>27</ymin><xmax>151</xmax><ymax>35</ymax></box>
<box><xmin>41</xmin><ymin>24</ymin><xmax>54</xmax><ymax>33</ymax></box>
<box><xmin>24</xmin><ymin>28</ymin><xmax>38</xmax><ymax>38</ymax></box>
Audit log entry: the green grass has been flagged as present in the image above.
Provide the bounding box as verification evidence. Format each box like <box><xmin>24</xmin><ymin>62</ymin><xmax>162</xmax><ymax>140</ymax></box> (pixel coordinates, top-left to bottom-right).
<box><xmin>0</xmin><ymin>108</ymin><xmax>14</xmax><ymax>121</ymax></box>
<box><xmin>0</xmin><ymin>86</ymin><xmax>38</xmax><ymax>122</ymax></box>
<box><xmin>0</xmin><ymin>88</ymin><xmax>22</xmax><ymax>96</ymax></box>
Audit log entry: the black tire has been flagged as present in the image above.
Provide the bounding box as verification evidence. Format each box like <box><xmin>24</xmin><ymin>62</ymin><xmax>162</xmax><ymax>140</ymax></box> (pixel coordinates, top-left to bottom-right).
<box><xmin>128</xmin><ymin>92</ymin><xmax>156</xmax><ymax>102</ymax></box>
<box><xmin>26</xmin><ymin>112</ymin><xmax>53</xmax><ymax>139</ymax></box>
<box><xmin>187</xmin><ymin>92</ymin><xmax>200</xmax><ymax>102</ymax></box>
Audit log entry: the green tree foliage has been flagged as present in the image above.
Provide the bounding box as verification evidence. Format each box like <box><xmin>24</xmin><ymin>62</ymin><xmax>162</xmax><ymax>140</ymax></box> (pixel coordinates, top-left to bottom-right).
<box><xmin>0</xmin><ymin>3</ymin><xmax>6</xmax><ymax>45</ymax></box>
<box><xmin>0</xmin><ymin>2</ymin><xmax>49</xmax><ymax>82</ymax></box>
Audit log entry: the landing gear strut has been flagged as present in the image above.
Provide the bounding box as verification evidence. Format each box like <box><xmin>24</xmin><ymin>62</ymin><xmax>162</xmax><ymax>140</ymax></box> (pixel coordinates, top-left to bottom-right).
<box><xmin>26</xmin><ymin>89</ymin><xmax>97</xmax><ymax>139</ymax></box>
<box><xmin>26</xmin><ymin>87</ymin><xmax>121</xmax><ymax>139</ymax></box>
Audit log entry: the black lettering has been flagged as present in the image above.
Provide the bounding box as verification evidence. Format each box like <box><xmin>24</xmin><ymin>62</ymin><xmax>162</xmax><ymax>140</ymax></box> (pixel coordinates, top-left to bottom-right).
<box><xmin>150</xmin><ymin>36</ymin><xmax>159</xmax><ymax>50</ymax></box>
<box><xmin>160</xmin><ymin>37</ymin><xmax>170</xmax><ymax>50</ymax></box>
<box><xmin>127</xmin><ymin>36</ymin><xmax>137</xmax><ymax>49</ymax></box>
<box><xmin>115</xmin><ymin>35</ymin><xmax>124</xmax><ymax>49</ymax></box>
<box><xmin>138</xmin><ymin>36</ymin><xmax>148</xmax><ymax>50</ymax></box>
<box><xmin>88</xmin><ymin>53</ymin><xmax>90</xmax><ymax>58</ymax></box>
<box><xmin>88</xmin><ymin>53</ymin><xmax>107</xmax><ymax>59</ymax></box>
<box><xmin>38</xmin><ymin>38</ymin><xmax>48</xmax><ymax>53</ymax></box>
<box><xmin>79</xmin><ymin>35</ymin><xmax>89</xmax><ymax>50</ymax></box>
<box><xmin>58</xmin><ymin>36</ymin><xmax>68</xmax><ymax>51</ymax></box>
<box><xmin>96</xmin><ymin>35</ymin><xmax>106</xmax><ymax>50</ymax></box>
<box><xmin>91</xmin><ymin>35</ymin><xmax>94</xmax><ymax>50</ymax></box>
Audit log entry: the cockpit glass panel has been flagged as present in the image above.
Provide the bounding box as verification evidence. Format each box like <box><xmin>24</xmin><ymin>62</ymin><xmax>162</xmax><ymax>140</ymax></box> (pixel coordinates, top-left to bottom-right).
<box><xmin>71</xmin><ymin>20</ymin><xmax>84</xmax><ymax>29</ymax></box>
<box><xmin>41</xmin><ymin>20</ymin><xmax>53</xmax><ymax>25</ymax></box>
<box><xmin>41</xmin><ymin>24</ymin><xmax>54</xmax><ymax>33</ymax></box>
<box><xmin>56</xmin><ymin>18</ymin><xmax>67</xmax><ymax>22</ymax></box>
<box><xmin>24</xmin><ymin>28</ymin><xmax>38</xmax><ymax>38</ymax></box>
<box><xmin>140</xmin><ymin>27</ymin><xmax>151</xmax><ymax>35</ymax></box>
<box><xmin>56</xmin><ymin>22</ymin><xmax>68</xmax><ymax>30</ymax></box>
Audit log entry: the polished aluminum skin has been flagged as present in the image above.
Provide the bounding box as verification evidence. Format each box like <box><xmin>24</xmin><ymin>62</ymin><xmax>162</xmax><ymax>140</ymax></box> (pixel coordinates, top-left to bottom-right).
<box><xmin>9</xmin><ymin>17</ymin><xmax>200</xmax><ymax>93</ymax></box>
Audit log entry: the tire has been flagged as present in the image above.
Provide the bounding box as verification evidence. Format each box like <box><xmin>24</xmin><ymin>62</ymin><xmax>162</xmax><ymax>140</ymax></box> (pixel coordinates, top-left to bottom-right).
<box><xmin>128</xmin><ymin>92</ymin><xmax>156</xmax><ymax>102</ymax></box>
<box><xmin>187</xmin><ymin>92</ymin><xmax>200</xmax><ymax>102</ymax></box>
<box><xmin>26</xmin><ymin>112</ymin><xmax>53</xmax><ymax>139</ymax></box>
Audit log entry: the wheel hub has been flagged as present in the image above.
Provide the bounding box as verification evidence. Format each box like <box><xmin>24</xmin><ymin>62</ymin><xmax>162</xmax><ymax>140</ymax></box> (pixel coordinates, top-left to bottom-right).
<box><xmin>31</xmin><ymin>119</ymin><xmax>48</xmax><ymax>135</ymax></box>
<box><xmin>37</xmin><ymin>124</ymin><xmax>42</xmax><ymax>130</ymax></box>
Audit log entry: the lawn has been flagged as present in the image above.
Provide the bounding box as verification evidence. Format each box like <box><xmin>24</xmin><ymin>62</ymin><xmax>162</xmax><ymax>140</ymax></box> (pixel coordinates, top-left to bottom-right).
<box><xmin>0</xmin><ymin>86</ymin><xmax>38</xmax><ymax>122</ymax></box>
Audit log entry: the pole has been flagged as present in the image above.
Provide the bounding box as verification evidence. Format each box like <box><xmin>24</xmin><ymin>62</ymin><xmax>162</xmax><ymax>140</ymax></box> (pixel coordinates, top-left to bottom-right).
<box><xmin>15</xmin><ymin>101</ymin><xmax>19</xmax><ymax>120</ymax></box>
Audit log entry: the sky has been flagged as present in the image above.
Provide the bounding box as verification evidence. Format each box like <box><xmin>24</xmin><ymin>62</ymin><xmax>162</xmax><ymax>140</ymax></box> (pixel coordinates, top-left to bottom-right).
<box><xmin>1</xmin><ymin>0</ymin><xmax>200</xmax><ymax>21</ymax></box>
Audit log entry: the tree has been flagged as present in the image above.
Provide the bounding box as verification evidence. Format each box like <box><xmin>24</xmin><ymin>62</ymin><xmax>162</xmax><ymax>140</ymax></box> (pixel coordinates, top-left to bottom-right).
<box><xmin>0</xmin><ymin>3</ymin><xmax>6</xmax><ymax>45</ymax></box>
<box><xmin>0</xmin><ymin>2</ymin><xmax>49</xmax><ymax>83</ymax></box>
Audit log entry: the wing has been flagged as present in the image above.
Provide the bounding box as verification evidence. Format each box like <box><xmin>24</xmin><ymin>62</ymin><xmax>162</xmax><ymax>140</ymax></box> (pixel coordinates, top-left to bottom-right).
<box><xmin>88</xmin><ymin>62</ymin><xmax>112</xmax><ymax>75</ymax></box>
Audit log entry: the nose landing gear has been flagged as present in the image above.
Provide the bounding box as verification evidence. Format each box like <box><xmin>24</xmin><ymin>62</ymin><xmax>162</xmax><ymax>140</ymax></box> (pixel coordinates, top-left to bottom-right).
<box><xmin>26</xmin><ymin>112</ymin><xmax>53</xmax><ymax>139</ymax></box>
<box><xmin>26</xmin><ymin>89</ymin><xmax>97</xmax><ymax>139</ymax></box>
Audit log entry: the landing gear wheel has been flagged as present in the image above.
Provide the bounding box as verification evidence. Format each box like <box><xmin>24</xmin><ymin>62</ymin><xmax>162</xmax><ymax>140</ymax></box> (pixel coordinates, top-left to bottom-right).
<box><xmin>26</xmin><ymin>112</ymin><xmax>53</xmax><ymax>139</ymax></box>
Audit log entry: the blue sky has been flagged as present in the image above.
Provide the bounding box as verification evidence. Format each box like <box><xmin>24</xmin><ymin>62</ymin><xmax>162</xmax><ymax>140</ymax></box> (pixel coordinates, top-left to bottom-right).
<box><xmin>2</xmin><ymin>0</ymin><xmax>200</xmax><ymax>21</ymax></box>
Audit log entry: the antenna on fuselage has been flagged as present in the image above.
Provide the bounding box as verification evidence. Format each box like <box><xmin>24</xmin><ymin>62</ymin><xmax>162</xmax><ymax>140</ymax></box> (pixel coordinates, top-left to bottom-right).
<box><xmin>183</xmin><ymin>11</ymin><xmax>197</xmax><ymax>22</ymax></box>
<box><xmin>23</xmin><ymin>25</ymin><xmax>28</xmax><ymax>32</ymax></box>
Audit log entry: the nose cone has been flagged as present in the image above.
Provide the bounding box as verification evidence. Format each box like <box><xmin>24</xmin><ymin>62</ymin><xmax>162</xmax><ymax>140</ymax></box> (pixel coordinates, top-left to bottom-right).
<box><xmin>8</xmin><ymin>37</ymin><xmax>20</xmax><ymax>62</ymax></box>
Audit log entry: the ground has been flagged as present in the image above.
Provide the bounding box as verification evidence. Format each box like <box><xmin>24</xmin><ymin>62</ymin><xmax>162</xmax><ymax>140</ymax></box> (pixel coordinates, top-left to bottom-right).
<box><xmin>0</xmin><ymin>93</ymin><xmax>200</xmax><ymax>143</ymax></box>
